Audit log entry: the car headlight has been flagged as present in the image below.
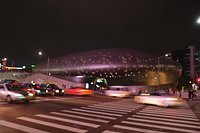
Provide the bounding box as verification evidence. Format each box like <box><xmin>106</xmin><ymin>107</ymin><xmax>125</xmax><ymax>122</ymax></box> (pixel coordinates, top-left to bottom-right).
<box><xmin>28</xmin><ymin>93</ymin><xmax>34</xmax><ymax>97</ymax></box>
<box><xmin>36</xmin><ymin>90</ymin><xmax>41</xmax><ymax>93</ymax></box>
<box><xmin>13</xmin><ymin>93</ymin><xmax>23</xmax><ymax>97</ymax></box>
<box><xmin>62</xmin><ymin>90</ymin><xmax>64</xmax><ymax>93</ymax></box>
<box><xmin>55</xmin><ymin>90</ymin><xmax>59</xmax><ymax>93</ymax></box>
<box><xmin>166</xmin><ymin>98</ymin><xmax>178</xmax><ymax>101</ymax></box>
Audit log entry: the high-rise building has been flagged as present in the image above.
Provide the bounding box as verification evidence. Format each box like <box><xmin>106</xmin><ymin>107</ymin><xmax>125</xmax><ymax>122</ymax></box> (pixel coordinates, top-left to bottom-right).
<box><xmin>171</xmin><ymin>46</ymin><xmax>200</xmax><ymax>83</ymax></box>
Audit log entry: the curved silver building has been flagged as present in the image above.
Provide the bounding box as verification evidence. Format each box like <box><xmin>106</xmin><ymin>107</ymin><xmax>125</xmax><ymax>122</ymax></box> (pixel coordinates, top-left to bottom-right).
<box><xmin>35</xmin><ymin>48</ymin><xmax>182</xmax><ymax>88</ymax></box>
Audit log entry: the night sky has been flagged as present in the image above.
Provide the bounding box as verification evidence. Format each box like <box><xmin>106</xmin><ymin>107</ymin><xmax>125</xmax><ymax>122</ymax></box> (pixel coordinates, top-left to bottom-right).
<box><xmin>0</xmin><ymin>0</ymin><xmax>200</xmax><ymax>66</ymax></box>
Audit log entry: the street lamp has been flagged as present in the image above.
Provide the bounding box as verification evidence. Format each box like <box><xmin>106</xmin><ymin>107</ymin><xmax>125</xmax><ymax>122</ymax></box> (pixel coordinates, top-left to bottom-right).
<box><xmin>196</xmin><ymin>17</ymin><xmax>200</xmax><ymax>24</ymax></box>
<box><xmin>38</xmin><ymin>51</ymin><xmax>50</xmax><ymax>82</ymax></box>
<box><xmin>157</xmin><ymin>53</ymin><xmax>171</xmax><ymax>90</ymax></box>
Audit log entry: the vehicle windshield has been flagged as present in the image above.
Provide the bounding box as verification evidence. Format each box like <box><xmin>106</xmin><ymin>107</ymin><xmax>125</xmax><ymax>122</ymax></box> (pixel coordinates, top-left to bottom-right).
<box><xmin>49</xmin><ymin>84</ymin><xmax>59</xmax><ymax>89</ymax></box>
<box><xmin>6</xmin><ymin>84</ymin><xmax>24</xmax><ymax>91</ymax></box>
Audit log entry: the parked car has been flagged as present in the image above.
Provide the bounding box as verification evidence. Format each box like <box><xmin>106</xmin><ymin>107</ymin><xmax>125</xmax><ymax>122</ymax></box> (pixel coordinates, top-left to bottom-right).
<box><xmin>41</xmin><ymin>83</ymin><xmax>64</xmax><ymax>96</ymax></box>
<box><xmin>134</xmin><ymin>92</ymin><xmax>183</xmax><ymax>107</ymax></box>
<box><xmin>0</xmin><ymin>83</ymin><xmax>35</xmax><ymax>103</ymax></box>
<box><xmin>105</xmin><ymin>88</ymin><xmax>132</xmax><ymax>97</ymax></box>
<box><xmin>65</xmin><ymin>86</ymin><xmax>93</xmax><ymax>96</ymax></box>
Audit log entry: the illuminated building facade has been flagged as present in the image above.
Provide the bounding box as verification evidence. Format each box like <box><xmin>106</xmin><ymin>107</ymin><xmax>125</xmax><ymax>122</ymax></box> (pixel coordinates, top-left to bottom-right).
<box><xmin>35</xmin><ymin>48</ymin><xmax>182</xmax><ymax>89</ymax></box>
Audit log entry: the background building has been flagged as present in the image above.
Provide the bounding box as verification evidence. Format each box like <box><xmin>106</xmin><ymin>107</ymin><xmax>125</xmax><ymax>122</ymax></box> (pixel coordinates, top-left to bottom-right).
<box><xmin>171</xmin><ymin>45</ymin><xmax>200</xmax><ymax>87</ymax></box>
<box><xmin>35</xmin><ymin>48</ymin><xmax>182</xmax><ymax>90</ymax></box>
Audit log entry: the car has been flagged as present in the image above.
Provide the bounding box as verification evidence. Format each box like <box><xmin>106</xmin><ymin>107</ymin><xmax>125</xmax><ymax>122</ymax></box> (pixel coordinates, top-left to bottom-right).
<box><xmin>0</xmin><ymin>83</ymin><xmax>35</xmax><ymax>103</ymax></box>
<box><xmin>41</xmin><ymin>83</ymin><xmax>64</xmax><ymax>96</ymax></box>
<box><xmin>65</xmin><ymin>86</ymin><xmax>93</xmax><ymax>96</ymax></box>
<box><xmin>21</xmin><ymin>83</ymin><xmax>47</xmax><ymax>96</ymax></box>
<box><xmin>133</xmin><ymin>91</ymin><xmax>183</xmax><ymax>107</ymax></box>
<box><xmin>104</xmin><ymin>88</ymin><xmax>132</xmax><ymax>97</ymax></box>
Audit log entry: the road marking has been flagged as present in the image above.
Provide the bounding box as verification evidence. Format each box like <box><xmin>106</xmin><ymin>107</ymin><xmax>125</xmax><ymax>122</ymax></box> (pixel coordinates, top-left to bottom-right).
<box><xmin>143</xmin><ymin>108</ymin><xmax>194</xmax><ymax>113</ymax></box>
<box><xmin>137</xmin><ymin>112</ymin><xmax>199</xmax><ymax>121</ymax></box>
<box><xmin>127</xmin><ymin>118</ymin><xmax>200</xmax><ymax>129</ymax></box>
<box><xmin>113</xmin><ymin>124</ymin><xmax>166</xmax><ymax>133</ymax></box>
<box><xmin>34</xmin><ymin>97</ymin><xmax>81</xmax><ymax>102</ymax></box>
<box><xmin>90</xmin><ymin>105</ymin><xmax>133</xmax><ymax>112</ymax></box>
<box><xmin>139</xmin><ymin>111</ymin><xmax>197</xmax><ymax>118</ymax></box>
<box><xmin>141</xmin><ymin>109</ymin><xmax>196</xmax><ymax>116</ymax></box>
<box><xmin>17</xmin><ymin>117</ymin><xmax>87</xmax><ymax>133</ymax></box>
<box><xmin>102</xmin><ymin>130</ymin><xmax>122</xmax><ymax>133</ymax></box>
<box><xmin>81</xmin><ymin>107</ymin><xmax>127</xmax><ymax>114</ymax></box>
<box><xmin>62</xmin><ymin>110</ymin><xmax>116</xmax><ymax>120</ymax></box>
<box><xmin>88</xmin><ymin>105</ymin><xmax>132</xmax><ymax>112</ymax></box>
<box><xmin>122</xmin><ymin>121</ymin><xmax>199</xmax><ymax>133</ymax></box>
<box><xmin>72</xmin><ymin>108</ymin><xmax>122</xmax><ymax>117</ymax></box>
<box><xmin>50</xmin><ymin>112</ymin><xmax>109</xmax><ymax>123</ymax></box>
<box><xmin>93</xmin><ymin>103</ymin><xmax>137</xmax><ymax>110</ymax></box>
<box><xmin>0</xmin><ymin>102</ymin><xmax>7</xmax><ymax>105</ymax></box>
<box><xmin>35</xmin><ymin>114</ymin><xmax>99</xmax><ymax>128</ymax></box>
<box><xmin>131</xmin><ymin>115</ymin><xmax>200</xmax><ymax>125</ymax></box>
<box><xmin>0</xmin><ymin>120</ymin><xmax>50</xmax><ymax>133</ymax></box>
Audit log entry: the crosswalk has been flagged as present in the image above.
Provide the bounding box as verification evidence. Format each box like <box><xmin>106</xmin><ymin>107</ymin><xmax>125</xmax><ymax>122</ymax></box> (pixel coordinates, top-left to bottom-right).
<box><xmin>0</xmin><ymin>99</ymin><xmax>141</xmax><ymax>133</ymax></box>
<box><xmin>109</xmin><ymin>102</ymin><xmax>200</xmax><ymax>133</ymax></box>
<box><xmin>0</xmin><ymin>99</ymin><xmax>199</xmax><ymax>133</ymax></box>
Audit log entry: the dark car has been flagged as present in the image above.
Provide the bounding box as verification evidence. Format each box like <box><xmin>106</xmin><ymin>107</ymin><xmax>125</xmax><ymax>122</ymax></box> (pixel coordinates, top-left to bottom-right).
<box><xmin>21</xmin><ymin>83</ymin><xmax>47</xmax><ymax>96</ymax></box>
<box><xmin>41</xmin><ymin>83</ymin><xmax>64</xmax><ymax>96</ymax></box>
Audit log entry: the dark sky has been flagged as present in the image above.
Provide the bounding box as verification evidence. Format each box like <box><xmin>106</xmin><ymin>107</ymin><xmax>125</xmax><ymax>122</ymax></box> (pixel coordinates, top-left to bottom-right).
<box><xmin>0</xmin><ymin>0</ymin><xmax>200</xmax><ymax>66</ymax></box>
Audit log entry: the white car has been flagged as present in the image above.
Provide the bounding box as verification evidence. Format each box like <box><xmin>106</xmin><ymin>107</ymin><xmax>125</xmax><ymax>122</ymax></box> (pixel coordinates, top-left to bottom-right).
<box><xmin>0</xmin><ymin>83</ymin><xmax>35</xmax><ymax>103</ymax></box>
<box><xmin>134</xmin><ymin>92</ymin><xmax>183</xmax><ymax>107</ymax></box>
<box><xmin>105</xmin><ymin>88</ymin><xmax>132</xmax><ymax>97</ymax></box>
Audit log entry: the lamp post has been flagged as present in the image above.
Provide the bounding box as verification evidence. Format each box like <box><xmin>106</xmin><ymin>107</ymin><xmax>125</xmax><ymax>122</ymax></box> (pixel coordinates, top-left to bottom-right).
<box><xmin>196</xmin><ymin>17</ymin><xmax>200</xmax><ymax>24</ymax></box>
<box><xmin>38</xmin><ymin>51</ymin><xmax>50</xmax><ymax>82</ymax></box>
<box><xmin>157</xmin><ymin>53</ymin><xmax>171</xmax><ymax>90</ymax></box>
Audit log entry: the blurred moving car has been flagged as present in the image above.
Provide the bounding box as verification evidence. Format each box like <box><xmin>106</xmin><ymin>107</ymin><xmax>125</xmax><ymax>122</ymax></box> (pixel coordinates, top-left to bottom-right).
<box><xmin>65</xmin><ymin>86</ymin><xmax>93</xmax><ymax>96</ymax></box>
<box><xmin>0</xmin><ymin>83</ymin><xmax>35</xmax><ymax>103</ymax></box>
<box><xmin>134</xmin><ymin>92</ymin><xmax>183</xmax><ymax>107</ymax></box>
<box><xmin>22</xmin><ymin>83</ymin><xmax>46</xmax><ymax>96</ymax></box>
<box><xmin>105</xmin><ymin>88</ymin><xmax>132</xmax><ymax>97</ymax></box>
<box><xmin>41</xmin><ymin>83</ymin><xmax>64</xmax><ymax>96</ymax></box>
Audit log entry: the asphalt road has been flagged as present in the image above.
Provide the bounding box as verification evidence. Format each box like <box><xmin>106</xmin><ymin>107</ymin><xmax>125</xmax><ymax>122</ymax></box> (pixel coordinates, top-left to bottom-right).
<box><xmin>0</xmin><ymin>95</ymin><xmax>200</xmax><ymax>133</ymax></box>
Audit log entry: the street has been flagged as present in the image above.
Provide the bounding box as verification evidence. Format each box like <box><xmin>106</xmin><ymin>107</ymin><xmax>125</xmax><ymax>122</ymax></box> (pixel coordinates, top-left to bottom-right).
<box><xmin>0</xmin><ymin>95</ymin><xmax>200</xmax><ymax>133</ymax></box>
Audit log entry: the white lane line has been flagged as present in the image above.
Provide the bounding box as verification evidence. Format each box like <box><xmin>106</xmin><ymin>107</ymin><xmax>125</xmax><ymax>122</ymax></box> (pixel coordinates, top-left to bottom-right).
<box><xmin>72</xmin><ymin>108</ymin><xmax>122</xmax><ymax>117</ymax></box>
<box><xmin>81</xmin><ymin>107</ymin><xmax>127</xmax><ymax>114</ymax></box>
<box><xmin>139</xmin><ymin>111</ymin><xmax>197</xmax><ymax>118</ymax></box>
<box><xmin>88</xmin><ymin>105</ymin><xmax>132</xmax><ymax>112</ymax></box>
<box><xmin>34</xmin><ymin>97</ymin><xmax>82</xmax><ymax>102</ymax></box>
<box><xmin>141</xmin><ymin>109</ymin><xmax>196</xmax><ymax>116</ymax></box>
<box><xmin>90</xmin><ymin>105</ymin><xmax>133</xmax><ymax>112</ymax></box>
<box><xmin>62</xmin><ymin>110</ymin><xmax>116</xmax><ymax>120</ymax></box>
<box><xmin>122</xmin><ymin>121</ymin><xmax>198</xmax><ymax>133</ymax></box>
<box><xmin>0</xmin><ymin>120</ymin><xmax>50</xmax><ymax>133</ymax></box>
<box><xmin>132</xmin><ymin>115</ymin><xmax>200</xmax><ymax>125</ymax></box>
<box><xmin>137</xmin><ymin>113</ymin><xmax>199</xmax><ymax>121</ymax></box>
<box><xmin>114</xmin><ymin>124</ymin><xmax>166</xmax><ymax>133</ymax></box>
<box><xmin>127</xmin><ymin>118</ymin><xmax>200</xmax><ymax>129</ymax></box>
<box><xmin>102</xmin><ymin>130</ymin><xmax>122</xmax><ymax>133</ymax></box>
<box><xmin>50</xmin><ymin>112</ymin><xmax>109</xmax><ymax>123</ymax></box>
<box><xmin>35</xmin><ymin>114</ymin><xmax>99</xmax><ymax>128</ymax></box>
<box><xmin>94</xmin><ymin>104</ymin><xmax>138</xmax><ymax>110</ymax></box>
<box><xmin>17</xmin><ymin>117</ymin><xmax>87</xmax><ymax>133</ymax></box>
<box><xmin>0</xmin><ymin>102</ymin><xmax>7</xmax><ymax>105</ymax></box>
<box><xmin>143</xmin><ymin>108</ymin><xmax>194</xmax><ymax>113</ymax></box>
